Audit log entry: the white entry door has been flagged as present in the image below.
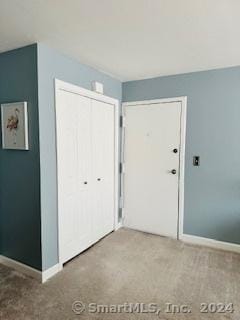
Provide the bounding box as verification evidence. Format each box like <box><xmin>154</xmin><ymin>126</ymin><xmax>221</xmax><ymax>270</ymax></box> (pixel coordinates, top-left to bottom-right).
<box><xmin>123</xmin><ymin>101</ymin><xmax>182</xmax><ymax>238</ymax></box>
<box><xmin>56</xmin><ymin>86</ymin><xmax>116</xmax><ymax>264</ymax></box>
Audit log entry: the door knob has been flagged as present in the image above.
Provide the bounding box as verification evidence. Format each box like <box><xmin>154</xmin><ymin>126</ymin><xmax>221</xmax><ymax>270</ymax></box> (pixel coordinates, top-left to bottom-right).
<box><xmin>97</xmin><ymin>178</ymin><xmax>101</xmax><ymax>181</ymax></box>
<box><xmin>84</xmin><ymin>181</ymin><xmax>88</xmax><ymax>184</ymax></box>
<box><xmin>173</xmin><ymin>148</ymin><xmax>178</xmax><ymax>153</ymax></box>
<box><xmin>171</xmin><ymin>169</ymin><xmax>177</xmax><ymax>175</ymax></box>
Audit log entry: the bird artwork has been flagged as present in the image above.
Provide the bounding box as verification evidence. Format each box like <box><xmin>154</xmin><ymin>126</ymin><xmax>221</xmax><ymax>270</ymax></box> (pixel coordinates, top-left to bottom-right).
<box><xmin>1</xmin><ymin>102</ymin><xmax>29</xmax><ymax>150</ymax></box>
<box><xmin>7</xmin><ymin>108</ymin><xmax>19</xmax><ymax>131</ymax></box>
<box><xmin>6</xmin><ymin>108</ymin><xmax>20</xmax><ymax>145</ymax></box>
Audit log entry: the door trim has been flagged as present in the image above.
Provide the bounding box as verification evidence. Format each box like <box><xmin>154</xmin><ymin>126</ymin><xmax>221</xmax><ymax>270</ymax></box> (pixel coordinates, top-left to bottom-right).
<box><xmin>122</xmin><ymin>96</ymin><xmax>187</xmax><ymax>239</ymax></box>
<box><xmin>55</xmin><ymin>79</ymin><xmax>120</xmax><ymax>267</ymax></box>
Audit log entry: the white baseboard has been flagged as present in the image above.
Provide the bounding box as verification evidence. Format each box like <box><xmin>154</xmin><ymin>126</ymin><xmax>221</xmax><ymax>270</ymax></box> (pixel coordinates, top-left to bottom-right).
<box><xmin>0</xmin><ymin>255</ymin><xmax>62</xmax><ymax>283</ymax></box>
<box><xmin>181</xmin><ymin>234</ymin><xmax>240</xmax><ymax>254</ymax></box>
<box><xmin>42</xmin><ymin>263</ymin><xmax>63</xmax><ymax>283</ymax></box>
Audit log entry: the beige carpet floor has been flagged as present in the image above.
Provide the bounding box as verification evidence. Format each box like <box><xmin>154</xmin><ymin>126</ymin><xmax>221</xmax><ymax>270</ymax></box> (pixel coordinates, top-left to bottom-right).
<box><xmin>0</xmin><ymin>228</ymin><xmax>240</xmax><ymax>320</ymax></box>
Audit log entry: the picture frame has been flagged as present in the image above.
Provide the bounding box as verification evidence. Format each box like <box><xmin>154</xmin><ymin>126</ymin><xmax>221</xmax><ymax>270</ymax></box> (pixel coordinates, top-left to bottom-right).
<box><xmin>1</xmin><ymin>101</ymin><xmax>29</xmax><ymax>150</ymax></box>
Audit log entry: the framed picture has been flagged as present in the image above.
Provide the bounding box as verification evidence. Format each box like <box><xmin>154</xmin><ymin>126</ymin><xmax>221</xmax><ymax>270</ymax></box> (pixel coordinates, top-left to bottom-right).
<box><xmin>1</xmin><ymin>102</ymin><xmax>29</xmax><ymax>150</ymax></box>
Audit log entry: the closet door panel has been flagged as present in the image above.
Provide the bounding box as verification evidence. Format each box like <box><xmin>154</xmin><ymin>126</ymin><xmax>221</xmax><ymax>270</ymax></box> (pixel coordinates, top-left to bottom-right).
<box><xmin>91</xmin><ymin>100</ymin><xmax>115</xmax><ymax>241</ymax></box>
<box><xmin>57</xmin><ymin>91</ymin><xmax>80</xmax><ymax>262</ymax></box>
<box><xmin>57</xmin><ymin>91</ymin><xmax>92</xmax><ymax>263</ymax></box>
<box><xmin>76</xmin><ymin>95</ymin><xmax>93</xmax><ymax>250</ymax></box>
<box><xmin>101</xmin><ymin>102</ymin><xmax>115</xmax><ymax>235</ymax></box>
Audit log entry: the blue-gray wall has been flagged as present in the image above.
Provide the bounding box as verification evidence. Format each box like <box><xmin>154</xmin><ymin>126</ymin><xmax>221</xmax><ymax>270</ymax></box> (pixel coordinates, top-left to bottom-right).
<box><xmin>123</xmin><ymin>67</ymin><xmax>240</xmax><ymax>245</ymax></box>
<box><xmin>37</xmin><ymin>44</ymin><xmax>122</xmax><ymax>270</ymax></box>
<box><xmin>1</xmin><ymin>43</ymin><xmax>240</xmax><ymax>271</ymax></box>
<box><xmin>0</xmin><ymin>44</ymin><xmax>42</xmax><ymax>270</ymax></box>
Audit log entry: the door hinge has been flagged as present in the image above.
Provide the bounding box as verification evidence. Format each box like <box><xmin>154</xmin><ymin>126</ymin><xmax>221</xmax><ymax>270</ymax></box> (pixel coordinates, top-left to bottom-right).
<box><xmin>119</xmin><ymin>162</ymin><xmax>125</xmax><ymax>173</ymax></box>
<box><xmin>119</xmin><ymin>162</ymin><xmax>123</xmax><ymax>173</ymax></box>
<box><xmin>119</xmin><ymin>162</ymin><xmax>125</xmax><ymax>174</ymax></box>
<box><xmin>120</xmin><ymin>115</ymin><xmax>125</xmax><ymax>128</ymax></box>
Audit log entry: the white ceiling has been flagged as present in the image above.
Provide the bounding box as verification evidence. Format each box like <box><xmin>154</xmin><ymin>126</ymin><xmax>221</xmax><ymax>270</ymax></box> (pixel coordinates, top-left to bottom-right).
<box><xmin>0</xmin><ymin>0</ymin><xmax>240</xmax><ymax>81</ymax></box>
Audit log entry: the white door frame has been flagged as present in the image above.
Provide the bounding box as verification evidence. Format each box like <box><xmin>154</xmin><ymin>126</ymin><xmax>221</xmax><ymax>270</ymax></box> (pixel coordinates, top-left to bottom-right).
<box><xmin>55</xmin><ymin>79</ymin><xmax>120</xmax><ymax>266</ymax></box>
<box><xmin>122</xmin><ymin>96</ymin><xmax>187</xmax><ymax>239</ymax></box>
